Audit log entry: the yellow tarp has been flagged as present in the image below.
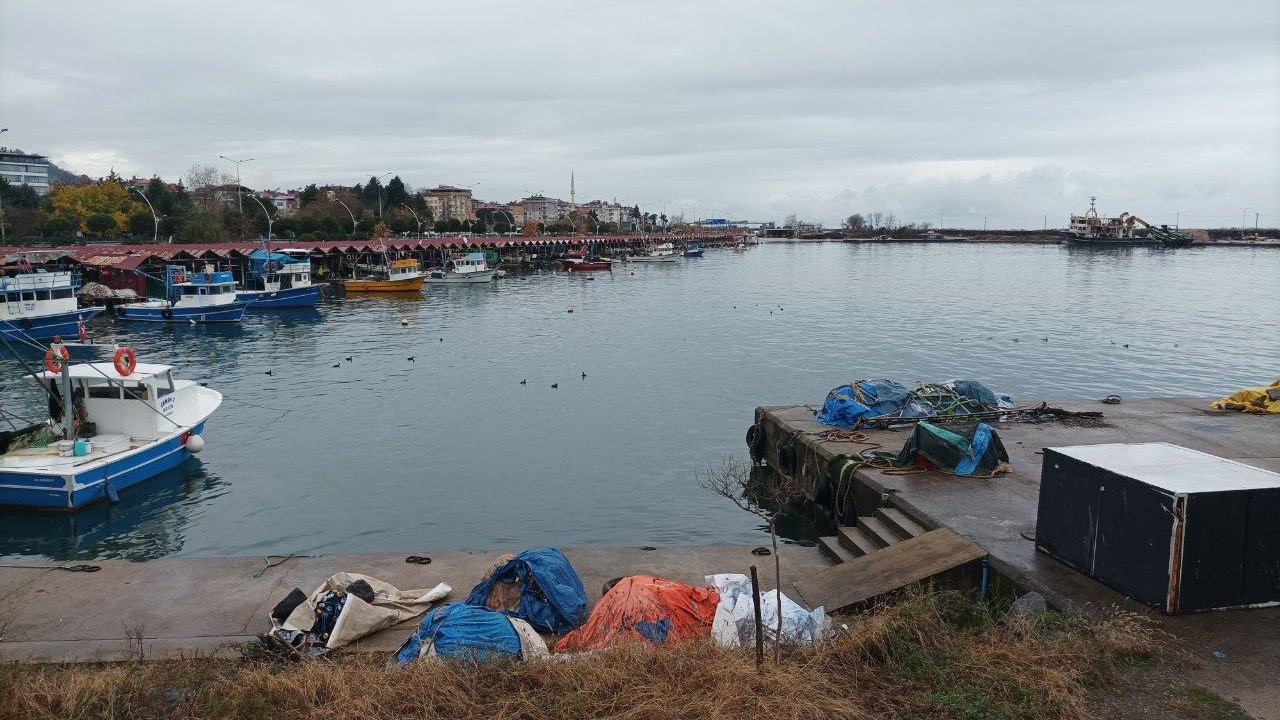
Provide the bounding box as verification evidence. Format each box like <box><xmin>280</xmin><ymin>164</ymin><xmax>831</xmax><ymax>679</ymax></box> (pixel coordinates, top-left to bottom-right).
<box><xmin>1209</xmin><ymin>379</ymin><xmax>1280</xmax><ymax>413</ymax></box>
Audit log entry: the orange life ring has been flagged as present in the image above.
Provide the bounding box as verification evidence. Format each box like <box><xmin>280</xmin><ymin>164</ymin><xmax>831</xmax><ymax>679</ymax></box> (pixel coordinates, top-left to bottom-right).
<box><xmin>44</xmin><ymin>345</ymin><xmax>71</xmax><ymax>373</ymax></box>
<box><xmin>113</xmin><ymin>346</ymin><xmax>138</xmax><ymax>377</ymax></box>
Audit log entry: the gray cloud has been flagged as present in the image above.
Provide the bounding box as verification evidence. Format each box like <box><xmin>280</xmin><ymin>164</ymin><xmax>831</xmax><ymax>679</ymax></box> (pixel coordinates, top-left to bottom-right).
<box><xmin>2</xmin><ymin>0</ymin><xmax>1277</xmax><ymax>227</ymax></box>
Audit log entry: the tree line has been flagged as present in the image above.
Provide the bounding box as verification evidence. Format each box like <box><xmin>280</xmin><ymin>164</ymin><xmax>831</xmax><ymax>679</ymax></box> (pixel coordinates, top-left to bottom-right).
<box><xmin>0</xmin><ymin>167</ymin><xmax>677</xmax><ymax>244</ymax></box>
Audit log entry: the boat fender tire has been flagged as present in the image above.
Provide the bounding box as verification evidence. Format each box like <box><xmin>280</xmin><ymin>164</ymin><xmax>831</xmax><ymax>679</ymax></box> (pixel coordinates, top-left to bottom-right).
<box><xmin>745</xmin><ymin>423</ymin><xmax>766</xmax><ymax>463</ymax></box>
<box><xmin>162</xmin><ymin>309</ymin><xmax>173</xmax><ymax>320</ymax></box>
<box><xmin>44</xmin><ymin>345</ymin><xmax>71</xmax><ymax>374</ymax></box>
<box><xmin>113</xmin><ymin>346</ymin><xmax>138</xmax><ymax>377</ymax></box>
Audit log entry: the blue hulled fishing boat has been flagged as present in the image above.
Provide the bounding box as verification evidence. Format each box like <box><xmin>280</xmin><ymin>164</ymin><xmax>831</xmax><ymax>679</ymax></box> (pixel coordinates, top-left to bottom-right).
<box><xmin>117</xmin><ymin>265</ymin><xmax>248</xmax><ymax>323</ymax></box>
<box><xmin>236</xmin><ymin>248</ymin><xmax>322</xmax><ymax>308</ymax></box>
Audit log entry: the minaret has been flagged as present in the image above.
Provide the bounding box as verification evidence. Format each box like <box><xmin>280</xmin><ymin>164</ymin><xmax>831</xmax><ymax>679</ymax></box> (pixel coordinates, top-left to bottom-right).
<box><xmin>570</xmin><ymin>171</ymin><xmax>576</xmax><ymax>209</ymax></box>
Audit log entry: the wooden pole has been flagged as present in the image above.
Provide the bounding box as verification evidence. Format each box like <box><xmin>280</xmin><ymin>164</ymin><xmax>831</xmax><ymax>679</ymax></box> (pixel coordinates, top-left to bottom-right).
<box><xmin>749</xmin><ymin>564</ymin><xmax>764</xmax><ymax>670</ymax></box>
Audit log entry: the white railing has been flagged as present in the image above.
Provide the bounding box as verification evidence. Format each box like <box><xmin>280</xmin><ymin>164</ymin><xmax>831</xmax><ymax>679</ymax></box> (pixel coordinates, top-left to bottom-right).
<box><xmin>0</xmin><ymin>272</ymin><xmax>77</xmax><ymax>290</ymax></box>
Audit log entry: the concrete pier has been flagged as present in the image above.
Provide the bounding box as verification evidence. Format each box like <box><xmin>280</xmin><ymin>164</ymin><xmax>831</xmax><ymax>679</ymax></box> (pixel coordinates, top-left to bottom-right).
<box><xmin>754</xmin><ymin>397</ymin><xmax>1280</xmax><ymax>717</ymax></box>
<box><xmin>0</xmin><ymin>544</ymin><xmax>830</xmax><ymax>662</ymax></box>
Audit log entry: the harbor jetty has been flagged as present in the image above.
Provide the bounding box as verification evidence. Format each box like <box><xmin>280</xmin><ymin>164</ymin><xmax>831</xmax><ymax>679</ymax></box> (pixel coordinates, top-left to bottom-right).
<box><xmin>751</xmin><ymin>396</ymin><xmax>1280</xmax><ymax>716</ymax></box>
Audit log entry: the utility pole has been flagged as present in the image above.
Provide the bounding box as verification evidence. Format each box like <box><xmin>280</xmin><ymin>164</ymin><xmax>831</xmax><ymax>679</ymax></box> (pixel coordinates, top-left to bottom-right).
<box><xmin>131</xmin><ymin>187</ymin><xmax>161</xmax><ymax>243</ymax></box>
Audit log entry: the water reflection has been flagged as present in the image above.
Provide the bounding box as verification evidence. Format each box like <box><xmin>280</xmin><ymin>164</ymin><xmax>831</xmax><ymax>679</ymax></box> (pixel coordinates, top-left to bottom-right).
<box><xmin>0</xmin><ymin>461</ymin><xmax>227</xmax><ymax>560</ymax></box>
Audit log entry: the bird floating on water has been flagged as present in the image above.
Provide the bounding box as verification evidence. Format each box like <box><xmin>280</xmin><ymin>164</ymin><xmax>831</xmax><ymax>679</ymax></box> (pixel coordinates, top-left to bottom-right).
<box><xmin>331</xmin><ymin>363</ymin><xmax>340</xmax><ymax>368</ymax></box>
<box><xmin>407</xmin><ymin>356</ymin><xmax>416</xmax><ymax>362</ymax></box>
<box><xmin>520</xmin><ymin>379</ymin><xmax>527</xmax><ymax>385</ymax></box>
<box><xmin>581</xmin><ymin>371</ymin><xmax>587</xmax><ymax>379</ymax></box>
<box><xmin>401</xmin><ymin>319</ymin><xmax>409</xmax><ymax>326</ymax></box>
<box><xmin>345</xmin><ymin>356</ymin><xmax>353</xmax><ymax>362</ymax></box>
<box><xmin>551</xmin><ymin>383</ymin><xmax>559</xmax><ymax>389</ymax></box>
<box><xmin>264</xmin><ymin>370</ymin><xmax>273</xmax><ymax>376</ymax></box>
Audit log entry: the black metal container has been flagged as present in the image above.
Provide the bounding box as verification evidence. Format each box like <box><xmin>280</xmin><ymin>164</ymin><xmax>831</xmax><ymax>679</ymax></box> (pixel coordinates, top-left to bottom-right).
<box><xmin>1036</xmin><ymin>442</ymin><xmax>1280</xmax><ymax>613</ymax></box>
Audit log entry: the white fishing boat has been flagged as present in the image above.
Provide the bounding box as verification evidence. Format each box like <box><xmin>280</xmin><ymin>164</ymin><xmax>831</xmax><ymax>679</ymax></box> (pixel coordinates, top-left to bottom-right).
<box><xmin>117</xmin><ymin>265</ymin><xmax>248</xmax><ymax>323</ymax></box>
<box><xmin>1</xmin><ymin>259</ymin><xmax>105</xmax><ymax>341</ymax></box>
<box><xmin>0</xmin><ymin>347</ymin><xmax>221</xmax><ymax>510</ymax></box>
<box><xmin>623</xmin><ymin>243</ymin><xmax>680</xmax><ymax>263</ymax></box>
<box><xmin>425</xmin><ymin>252</ymin><xmax>498</xmax><ymax>284</ymax></box>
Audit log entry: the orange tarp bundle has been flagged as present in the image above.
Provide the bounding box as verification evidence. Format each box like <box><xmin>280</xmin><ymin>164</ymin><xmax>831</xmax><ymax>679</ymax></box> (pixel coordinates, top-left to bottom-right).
<box><xmin>554</xmin><ymin>575</ymin><xmax>720</xmax><ymax>653</ymax></box>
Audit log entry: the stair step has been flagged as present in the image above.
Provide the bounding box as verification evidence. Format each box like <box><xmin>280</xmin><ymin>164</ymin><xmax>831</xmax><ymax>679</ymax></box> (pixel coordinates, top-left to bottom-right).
<box><xmin>817</xmin><ymin>535</ymin><xmax>858</xmax><ymax>564</ymax></box>
<box><xmin>837</xmin><ymin>525</ymin><xmax>880</xmax><ymax>557</ymax></box>
<box><xmin>876</xmin><ymin>507</ymin><xmax>929</xmax><ymax>540</ymax></box>
<box><xmin>793</xmin><ymin>529</ymin><xmax>987</xmax><ymax>613</ymax></box>
<box><xmin>857</xmin><ymin>516</ymin><xmax>902</xmax><ymax>548</ymax></box>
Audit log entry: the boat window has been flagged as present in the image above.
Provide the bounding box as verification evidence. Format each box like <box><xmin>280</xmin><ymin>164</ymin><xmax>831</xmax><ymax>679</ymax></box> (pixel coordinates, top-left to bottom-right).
<box><xmin>88</xmin><ymin>381</ymin><xmax>122</xmax><ymax>399</ymax></box>
<box><xmin>154</xmin><ymin>372</ymin><xmax>175</xmax><ymax>397</ymax></box>
<box><xmin>36</xmin><ymin>290</ymin><xmax>51</xmax><ymax>301</ymax></box>
<box><xmin>121</xmin><ymin>381</ymin><xmax>150</xmax><ymax>400</ymax></box>
<box><xmin>5</xmin><ymin>292</ymin><xmax>18</xmax><ymax>303</ymax></box>
<box><xmin>21</xmin><ymin>292</ymin><xmax>35</xmax><ymax>302</ymax></box>
<box><xmin>53</xmin><ymin>288</ymin><xmax>74</xmax><ymax>299</ymax></box>
<box><xmin>198</xmin><ymin>287</ymin><xmax>207</xmax><ymax>295</ymax></box>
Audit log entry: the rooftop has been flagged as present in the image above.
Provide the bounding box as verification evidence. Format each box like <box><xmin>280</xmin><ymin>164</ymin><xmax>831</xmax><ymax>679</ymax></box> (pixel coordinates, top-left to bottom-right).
<box><xmin>31</xmin><ymin>361</ymin><xmax>173</xmax><ymax>383</ymax></box>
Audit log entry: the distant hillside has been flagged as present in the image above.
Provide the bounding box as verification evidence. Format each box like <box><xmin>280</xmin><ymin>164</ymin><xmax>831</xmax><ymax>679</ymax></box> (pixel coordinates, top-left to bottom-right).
<box><xmin>47</xmin><ymin>159</ymin><xmax>92</xmax><ymax>186</ymax></box>
<box><xmin>0</xmin><ymin>147</ymin><xmax>92</xmax><ymax>186</ymax></box>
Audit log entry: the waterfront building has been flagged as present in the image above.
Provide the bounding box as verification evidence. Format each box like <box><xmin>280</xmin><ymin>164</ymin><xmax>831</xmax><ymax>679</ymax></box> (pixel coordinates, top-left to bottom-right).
<box><xmin>520</xmin><ymin>194</ymin><xmax>569</xmax><ymax>224</ymax></box>
<box><xmin>422</xmin><ymin>185</ymin><xmax>474</xmax><ymax>222</ymax></box>
<box><xmin>260</xmin><ymin>190</ymin><xmax>299</xmax><ymax>217</ymax></box>
<box><xmin>0</xmin><ymin>149</ymin><xmax>51</xmax><ymax>195</ymax></box>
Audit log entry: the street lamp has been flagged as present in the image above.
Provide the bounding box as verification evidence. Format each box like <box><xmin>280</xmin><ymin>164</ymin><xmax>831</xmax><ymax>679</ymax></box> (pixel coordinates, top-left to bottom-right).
<box><xmin>243</xmin><ymin>192</ymin><xmax>276</xmax><ymax>244</ymax></box>
<box><xmin>218</xmin><ymin>154</ymin><xmax>254</xmax><ymax>217</ymax></box>
<box><xmin>0</xmin><ymin>128</ymin><xmax>7</xmax><ymax>242</ymax></box>
<box><xmin>400</xmin><ymin>203</ymin><xmax>424</xmax><ymax>238</ymax></box>
<box><xmin>131</xmin><ymin>186</ymin><xmax>162</xmax><ymax>243</ymax></box>
<box><xmin>375</xmin><ymin>171</ymin><xmax>392</xmax><ymax>218</ymax></box>
<box><xmin>336</xmin><ymin>200</ymin><xmax>359</xmax><ymax>235</ymax></box>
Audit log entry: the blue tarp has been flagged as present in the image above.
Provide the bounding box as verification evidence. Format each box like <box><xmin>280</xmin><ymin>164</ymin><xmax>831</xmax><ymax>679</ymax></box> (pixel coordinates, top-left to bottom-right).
<box><xmin>394</xmin><ymin>603</ymin><xmax>522</xmax><ymax>666</ymax></box>
<box><xmin>465</xmin><ymin>547</ymin><xmax>588</xmax><ymax>634</ymax></box>
<box><xmin>247</xmin><ymin>250</ymin><xmax>305</xmax><ymax>277</ymax></box>
<box><xmin>813</xmin><ymin>379</ymin><xmax>935</xmax><ymax>427</ymax></box>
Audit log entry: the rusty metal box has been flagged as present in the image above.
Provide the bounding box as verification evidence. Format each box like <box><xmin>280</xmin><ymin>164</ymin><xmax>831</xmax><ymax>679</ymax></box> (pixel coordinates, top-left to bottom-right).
<box><xmin>1036</xmin><ymin>442</ymin><xmax>1280</xmax><ymax>613</ymax></box>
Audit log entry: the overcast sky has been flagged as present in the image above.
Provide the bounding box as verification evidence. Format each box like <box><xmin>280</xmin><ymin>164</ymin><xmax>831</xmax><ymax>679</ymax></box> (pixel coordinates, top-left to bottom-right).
<box><xmin>2</xmin><ymin>1</ymin><xmax>1277</xmax><ymax>228</ymax></box>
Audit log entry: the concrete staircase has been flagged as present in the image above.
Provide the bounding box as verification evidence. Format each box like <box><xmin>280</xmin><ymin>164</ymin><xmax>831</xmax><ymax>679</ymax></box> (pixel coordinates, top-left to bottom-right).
<box><xmin>816</xmin><ymin>506</ymin><xmax>930</xmax><ymax>564</ymax></box>
<box><xmin>796</xmin><ymin>506</ymin><xmax>986</xmax><ymax>613</ymax></box>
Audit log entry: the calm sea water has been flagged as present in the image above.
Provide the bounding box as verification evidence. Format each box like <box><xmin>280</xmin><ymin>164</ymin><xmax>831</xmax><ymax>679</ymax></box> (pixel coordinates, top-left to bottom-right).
<box><xmin>3</xmin><ymin>242</ymin><xmax>1278</xmax><ymax>560</ymax></box>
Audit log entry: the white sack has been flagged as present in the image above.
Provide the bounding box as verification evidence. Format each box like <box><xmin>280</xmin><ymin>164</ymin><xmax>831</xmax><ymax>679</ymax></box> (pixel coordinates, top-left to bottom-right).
<box><xmin>275</xmin><ymin>572</ymin><xmax>451</xmax><ymax>650</ymax></box>
<box><xmin>706</xmin><ymin>573</ymin><xmax>829</xmax><ymax>647</ymax></box>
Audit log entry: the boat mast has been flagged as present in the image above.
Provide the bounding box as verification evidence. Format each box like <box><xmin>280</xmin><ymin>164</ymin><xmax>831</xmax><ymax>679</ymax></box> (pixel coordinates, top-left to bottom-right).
<box><xmin>58</xmin><ymin>359</ymin><xmax>75</xmax><ymax>440</ymax></box>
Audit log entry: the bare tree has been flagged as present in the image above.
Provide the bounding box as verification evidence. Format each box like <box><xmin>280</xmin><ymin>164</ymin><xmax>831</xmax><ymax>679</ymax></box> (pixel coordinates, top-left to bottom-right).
<box><xmin>698</xmin><ymin>455</ymin><xmax>802</xmax><ymax>662</ymax></box>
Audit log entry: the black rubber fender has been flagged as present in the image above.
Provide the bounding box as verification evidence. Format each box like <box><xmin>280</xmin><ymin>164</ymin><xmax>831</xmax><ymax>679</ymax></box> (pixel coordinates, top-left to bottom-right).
<box><xmin>745</xmin><ymin>423</ymin><xmax>766</xmax><ymax>463</ymax></box>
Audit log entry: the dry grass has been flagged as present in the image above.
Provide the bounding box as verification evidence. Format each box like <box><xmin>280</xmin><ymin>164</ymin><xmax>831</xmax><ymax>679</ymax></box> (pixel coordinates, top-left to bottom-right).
<box><xmin>0</xmin><ymin>589</ymin><xmax>1159</xmax><ymax>720</ymax></box>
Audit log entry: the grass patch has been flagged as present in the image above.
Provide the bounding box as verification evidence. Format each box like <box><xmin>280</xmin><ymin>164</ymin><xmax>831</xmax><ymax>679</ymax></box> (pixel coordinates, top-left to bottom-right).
<box><xmin>1167</xmin><ymin>686</ymin><xmax>1252</xmax><ymax>720</ymax></box>
<box><xmin>0</xmin><ymin>588</ymin><xmax>1164</xmax><ymax>720</ymax></box>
